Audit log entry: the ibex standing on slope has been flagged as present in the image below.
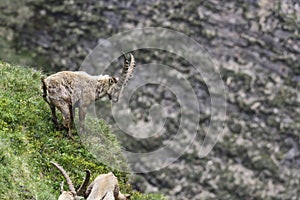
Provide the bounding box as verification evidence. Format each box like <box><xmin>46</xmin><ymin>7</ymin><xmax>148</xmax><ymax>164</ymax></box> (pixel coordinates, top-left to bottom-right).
<box><xmin>41</xmin><ymin>54</ymin><xmax>135</xmax><ymax>139</ymax></box>
<box><xmin>51</xmin><ymin>162</ymin><xmax>130</xmax><ymax>200</ymax></box>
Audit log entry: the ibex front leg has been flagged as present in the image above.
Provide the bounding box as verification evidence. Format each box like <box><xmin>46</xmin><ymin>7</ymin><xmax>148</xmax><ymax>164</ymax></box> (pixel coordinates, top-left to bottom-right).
<box><xmin>50</xmin><ymin>104</ymin><xmax>60</xmax><ymax>130</ymax></box>
<box><xmin>60</xmin><ymin>104</ymin><xmax>74</xmax><ymax>139</ymax></box>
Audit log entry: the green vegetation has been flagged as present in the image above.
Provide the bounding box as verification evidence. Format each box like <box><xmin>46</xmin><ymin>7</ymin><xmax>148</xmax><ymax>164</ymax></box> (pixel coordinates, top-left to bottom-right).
<box><xmin>0</xmin><ymin>61</ymin><xmax>165</xmax><ymax>199</ymax></box>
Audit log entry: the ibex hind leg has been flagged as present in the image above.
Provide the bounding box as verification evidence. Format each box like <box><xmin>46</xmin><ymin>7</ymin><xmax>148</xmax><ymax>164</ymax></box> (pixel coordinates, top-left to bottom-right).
<box><xmin>60</xmin><ymin>105</ymin><xmax>74</xmax><ymax>140</ymax></box>
<box><xmin>69</xmin><ymin>104</ymin><xmax>75</xmax><ymax>128</ymax></box>
<box><xmin>50</xmin><ymin>104</ymin><xmax>61</xmax><ymax>130</ymax></box>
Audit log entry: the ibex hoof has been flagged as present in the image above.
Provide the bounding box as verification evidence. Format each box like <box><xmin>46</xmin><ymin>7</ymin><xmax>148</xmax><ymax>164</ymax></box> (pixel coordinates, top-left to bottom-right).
<box><xmin>68</xmin><ymin>130</ymin><xmax>75</xmax><ymax>140</ymax></box>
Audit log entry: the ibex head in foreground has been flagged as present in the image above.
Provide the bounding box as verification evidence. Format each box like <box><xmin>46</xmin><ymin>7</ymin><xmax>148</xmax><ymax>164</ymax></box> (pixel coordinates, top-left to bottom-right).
<box><xmin>41</xmin><ymin>54</ymin><xmax>135</xmax><ymax>139</ymax></box>
<box><xmin>50</xmin><ymin>161</ymin><xmax>91</xmax><ymax>200</ymax></box>
<box><xmin>51</xmin><ymin>161</ymin><xmax>130</xmax><ymax>200</ymax></box>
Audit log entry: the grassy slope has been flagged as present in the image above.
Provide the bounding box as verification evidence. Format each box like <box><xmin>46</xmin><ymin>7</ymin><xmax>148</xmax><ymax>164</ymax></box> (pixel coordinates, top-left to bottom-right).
<box><xmin>0</xmin><ymin>61</ymin><xmax>165</xmax><ymax>200</ymax></box>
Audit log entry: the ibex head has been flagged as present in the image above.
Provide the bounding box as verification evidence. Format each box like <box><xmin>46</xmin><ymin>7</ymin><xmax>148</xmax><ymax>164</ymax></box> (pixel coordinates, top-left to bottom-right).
<box><xmin>51</xmin><ymin>162</ymin><xmax>90</xmax><ymax>200</ymax></box>
<box><xmin>107</xmin><ymin>53</ymin><xmax>135</xmax><ymax>103</ymax></box>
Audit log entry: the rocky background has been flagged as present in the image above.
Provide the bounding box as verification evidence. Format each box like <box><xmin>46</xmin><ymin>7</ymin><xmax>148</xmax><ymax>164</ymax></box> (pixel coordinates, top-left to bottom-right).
<box><xmin>1</xmin><ymin>0</ymin><xmax>300</xmax><ymax>199</ymax></box>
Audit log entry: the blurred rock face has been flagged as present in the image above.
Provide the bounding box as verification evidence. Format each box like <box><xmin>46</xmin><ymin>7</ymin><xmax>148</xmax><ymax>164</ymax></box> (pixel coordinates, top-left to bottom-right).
<box><xmin>1</xmin><ymin>0</ymin><xmax>300</xmax><ymax>199</ymax></box>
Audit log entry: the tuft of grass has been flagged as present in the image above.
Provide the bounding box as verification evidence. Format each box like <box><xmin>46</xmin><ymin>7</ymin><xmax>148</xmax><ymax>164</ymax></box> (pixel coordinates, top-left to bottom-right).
<box><xmin>130</xmin><ymin>193</ymin><xmax>167</xmax><ymax>200</ymax></box>
<box><xmin>0</xmin><ymin>61</ymin><xmax>165</xmax><ymax>199</ymax></box>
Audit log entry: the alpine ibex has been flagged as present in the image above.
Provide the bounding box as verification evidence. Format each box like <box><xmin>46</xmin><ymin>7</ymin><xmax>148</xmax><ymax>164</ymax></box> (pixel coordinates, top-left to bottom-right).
<box><xmin>50</xmin><ymin>161</ymin><xmax>91</xmax><ymax>200</ymax></box>
<box><xmin>42</xmin><ymin>53</ymin><xmax>135</xmax><ymax>139</ymax></box>
<box><xmin>51</xmin><ymin>162</ymin><xmax>130</xmax><ymax>200</ymax></box>
<box><xmin>85</xmin><ymin>172</ymin><xmax>130</xmax><ymax>200</ymax></box>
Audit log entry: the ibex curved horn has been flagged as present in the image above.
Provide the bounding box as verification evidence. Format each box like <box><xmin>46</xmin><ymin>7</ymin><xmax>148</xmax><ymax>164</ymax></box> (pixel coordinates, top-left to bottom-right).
<box><xmin>124</xmin><ymin>53</ymin><xmax>135</xmax><ymax>86</ymax></box>
<box><xmin>50</xmin><ymin>161</ymin><xmax>76</xmax><ymax>195</ymax></box>
<box><xmin>115</xmin><ymin>53</ymin><xmax>135</xmax><ymax>90</ymax></box>
<box><xmin>115</xmin><ymin>53</ymin><xmax>131</xmax><ymax>89</ymax></box>
<box><xmin>76</xmin><ymin>169</ymin><xmax>91</xmax><ymax>196</ymax></box>
<box><xmin>110</xmin><ymin>53</ymin><xmax>135</xmax><ymax>102</ymax></box>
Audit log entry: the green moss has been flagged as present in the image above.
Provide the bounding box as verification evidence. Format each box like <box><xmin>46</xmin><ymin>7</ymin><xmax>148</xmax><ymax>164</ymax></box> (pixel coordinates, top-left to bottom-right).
<box><xmin>0</xmin><ymin>61</ymin><xmax>165</xmax><ymax>199</ymax></box>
